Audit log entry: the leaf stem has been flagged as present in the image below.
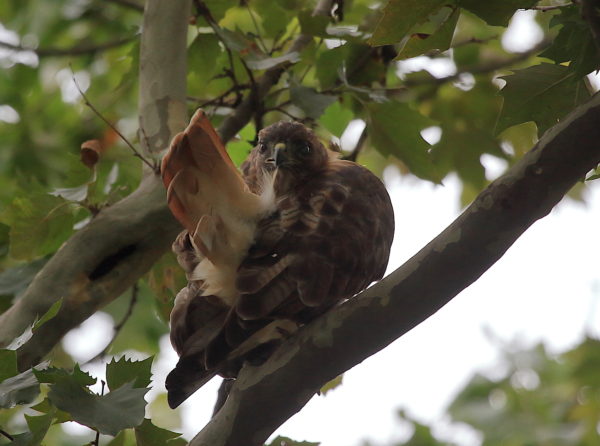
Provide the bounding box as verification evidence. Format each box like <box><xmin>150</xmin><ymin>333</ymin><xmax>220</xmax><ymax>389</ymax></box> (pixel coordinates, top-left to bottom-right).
<box><xmin>70</xmin><ymin>68</ymin><xmax>158</xmax><ymax>173</ymax></box>
<box><xmin>86</xmin><ymin>283</ymin><xmax>139</xmax><ymax>363</ymax></box>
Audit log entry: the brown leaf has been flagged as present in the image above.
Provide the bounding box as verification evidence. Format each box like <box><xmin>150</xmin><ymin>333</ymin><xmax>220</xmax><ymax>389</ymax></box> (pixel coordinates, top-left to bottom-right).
<box><xmin>80</xmin><ymin>139</ymin><xmax>102</xmax><ymax>169</ymax></box>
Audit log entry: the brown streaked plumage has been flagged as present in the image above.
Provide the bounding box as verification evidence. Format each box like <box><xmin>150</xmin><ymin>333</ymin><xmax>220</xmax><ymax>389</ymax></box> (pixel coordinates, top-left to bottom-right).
<box><xmin>162</xmin><ymin>111</ymin><xmax>394</xmax><ymax>409</ymax></box>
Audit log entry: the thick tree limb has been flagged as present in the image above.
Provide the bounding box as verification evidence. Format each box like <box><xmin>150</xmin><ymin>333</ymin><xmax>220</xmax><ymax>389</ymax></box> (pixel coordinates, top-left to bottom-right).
<box><xmin>190</xmin><ymin>93</ymin><xmax>600</xmax><ymax>446</ymax></box>
<box><xmin>0</xmin><ymin>0</ymin><xmax>191</xmax><ymax>368</ymax></box>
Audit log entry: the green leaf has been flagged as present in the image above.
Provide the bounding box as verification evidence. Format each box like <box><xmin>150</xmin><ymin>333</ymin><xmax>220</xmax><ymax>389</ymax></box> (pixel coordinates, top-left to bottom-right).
<box><xmin>0</xmin><ymin>257</ymin><xmax>48</xmax><ymax>298</ymax></box>
<box><xmin>3</xmin><ymin>192</ymin><xmax>75</xmax><ymax>260</ymax></box>
<box><xmin>35</xmin><ymin>364</ymin><xmax>96</xmax><ymax>387</ymax></box>
<box><xmin>457</xmin><ymin>0</ymin><xmax>538</xmax><ymax>26</ymax></box>
<box><xmin>396</xmin><ymin>7</ymin><xmax>459</xmax><ymax>60</ymax></box>
<box><xmin>0</xmin><ymin>366</ymin><xmax>42</xmax><ymax>409</ymax></box>
<box><xmin>134</xmin><ymin>418</ymin><xmax>184</xmax><ymax>446</ymax></box>
<box><xmin>540</xmin><ymin>5</ymin><xmax>599</xmax><ymax>77</ymax></box>
<box><xmin>147</xmin><ymin>252</ymin><xmax>189</xmax><ymax>323</ymax></box>
<box><xmin>320</xmin><ymin>374</ymin><xmax>343</xmax><ymax>395</ymax></box>
<box><xmin>496</xmin><ymin>63</ymin><xmax>591</xmax><ymax>135</ymax></box>
<box><xmin>0</xmin><ymin>349</ymin><xmax>18</xmax><ymax>382</ymax></box>
<box><xmin>202</xmin><ymin>0</ymin><xmax>237</xmax><ymax>22</ymax></box>
<box><xmin>48</xmin><ymin>380</ymin><xmax>148</xmax><ymax>436</ymax></box>
<box><xmin>253</xmin><ymin>0</ymin><xmax>295</xmax><ymax>38</ymax></box>
<box><xmin>319</xmin><ymin>101</ymin><xmax>354</xmax><ymax>137</ymax></box>
<box><xmin>106</xmin><ymin>356</ymin><xmax>153</xmax><ymax>391</ymax></box>
<box><xmin>32</xmin><ymin>298</ymin><xmax>62</xmax><ymax>332</ymax></box>
<box><xmin>366</xmin><ymin>100</ymin><xmax>440</xmax><ymax>181</ymax></box>
<box><xmin>298</xmin><ymin>10</ymin><xmax>330</xmax><ymax>37</ymax></box>
<box><xmin>9</xmin><ymin>412</ymin><xmax>53</xmax><ymax>446</ymax></box>
<box><xmin>290</xmin><ymin>85</ymin><xmax>336</xmax><ymax>119</ymax></box>
<box><xmin>245</xmin><ymin>52</ymin><xmax>301</xmax><ymax>70</ymax></box>
<box><xmin>369</xmin><ymin>0</ymin><xmax>447</xmax><ymax>46</ymax></box>
<box><xmin>266</xmin><ymin>436</ymin><xmax>320</xmax><ymax>446</ymax></box>
<box><xmin>188</xmin><ymin>33</ymin><xmax>222</xmax><ymax>87</ymax></box>
<box><xmin>226</xmin><ymin>123</ymin><xmax>255</xmax><ymax>167</ymax></box>
<box><xmin>315</xmin><ymin>44</ymin><xmax>347</xmax><ymax>89</ymax></box>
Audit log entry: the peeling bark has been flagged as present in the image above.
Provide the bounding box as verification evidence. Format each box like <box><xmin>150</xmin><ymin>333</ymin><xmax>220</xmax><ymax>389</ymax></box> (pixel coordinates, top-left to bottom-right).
<box><xmin>189</xmin><ymin>92</ymin><xmax>600</xmax><ymax>446</ymax></box>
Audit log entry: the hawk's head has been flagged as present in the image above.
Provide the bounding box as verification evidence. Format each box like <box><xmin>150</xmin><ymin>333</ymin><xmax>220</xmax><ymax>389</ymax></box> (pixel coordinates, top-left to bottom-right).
<box><xmin>242</xmin><ymin>121</ymin><xmax>331</xmax><ymax>195</ymax></box>
<box><xmin>256</xmin><ymin>122</ymin><xmax>329</xmax><ymax>172</ymax></box>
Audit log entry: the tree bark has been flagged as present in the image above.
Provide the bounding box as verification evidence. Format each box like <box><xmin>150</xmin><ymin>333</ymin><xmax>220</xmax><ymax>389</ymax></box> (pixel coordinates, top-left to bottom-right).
<box><xmin>189</xmin><ymin>92</ymin><xmax>600</xmax><ymax>446</ymax></box>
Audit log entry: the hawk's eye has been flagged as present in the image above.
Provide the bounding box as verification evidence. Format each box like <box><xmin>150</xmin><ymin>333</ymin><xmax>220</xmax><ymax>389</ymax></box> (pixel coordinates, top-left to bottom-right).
<box><xmin>258</xmin><ymin>141</ymin><xmax>267</xmax><ymax>153</ymax></box>
<box><xmin>299</xmin><ymin>144</ymin><xmax>311</xmax><ymax>157</ymax></box>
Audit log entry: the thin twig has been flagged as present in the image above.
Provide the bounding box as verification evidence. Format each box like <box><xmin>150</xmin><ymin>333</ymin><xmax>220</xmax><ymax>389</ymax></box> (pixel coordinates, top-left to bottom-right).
<box><xmin>0</xmin><ymin>429</ymin><xmax>14</xmax><ymax>442</ymax></box>
<box><xmin>104</xmin><ymin>0</ymin><xmax>145</xmax><ymax>12</ymax></box>
<box><xmin>531</xmin><ymin>2</ymin><xmax>573</xmax><ymax>11</ymax></box>
<box><xmin>0</xmin><ymin>37</ymin><xmax>134</xmax><ymax>57</ymax></box>
<box><xmin>264</xmin><ymin>106</ymin><xmax>302</xmax><ymax>120</ymax></box>
<box><xmin>86</xmin><ymin>283</ymin><xmax>139</xmax><ymax>363</ymax></box>
<box><xmin>70</xmin><ymin>69</ymin><xmax>157</xmax><ymax>172</ymax></box>
<box><xmin>404</xmin><ymin>39</ymin><xmax>551</xmax><ymax>87</ymax></box>
<box><xmin>246</xmin><ymin>4</ymin><xmax>269</xmax><ymax>54</ymax></box>
<box><xmin>343</xmin><ymin>126</ymin><xmax>367</xmax><ymax>162</ymax></box>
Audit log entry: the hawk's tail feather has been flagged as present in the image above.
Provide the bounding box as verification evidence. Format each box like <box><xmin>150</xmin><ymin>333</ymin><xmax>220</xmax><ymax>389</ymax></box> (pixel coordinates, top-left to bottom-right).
<box><xmin>166</xmin><ymin>356</ymin><xmax>217</xmax><ymax>409</ymax></box>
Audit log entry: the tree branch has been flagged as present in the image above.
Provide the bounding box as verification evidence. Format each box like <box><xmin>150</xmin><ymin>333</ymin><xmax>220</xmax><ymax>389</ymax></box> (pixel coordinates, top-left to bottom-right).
<box><xmin>190</xmin><ymin>86</ymin><xmax>600</xmax><ymax>446</ymax></box>
<box><xmin>0</xmin><ymin>37</ymin><xmax>134</xmax><ymax>57</ymax></box>
<box><xmin>217</xmin><ymin>0</ymin><xmax>334</xmax><ymax>141</ymax></box>
<box><xmin>0</xmin><ymin>0</ymin><xmax>191</xmax><ymax>370</ymax></box>
<box><xmin>103</xmin><ymin>0</ymin><xmax>145</xmax><ymax>12</ymax></box>
<box><xmin>404</xmin><ymin>39</ymin><xmax>551</xmax><ymax>87</ymax></box>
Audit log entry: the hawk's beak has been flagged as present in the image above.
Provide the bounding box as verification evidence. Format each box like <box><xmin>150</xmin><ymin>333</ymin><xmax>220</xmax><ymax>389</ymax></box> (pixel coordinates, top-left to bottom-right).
<box><xmin>273</xmin><ymin>142</ymin><xmax>287</xmax><ymax>167</ymax></box>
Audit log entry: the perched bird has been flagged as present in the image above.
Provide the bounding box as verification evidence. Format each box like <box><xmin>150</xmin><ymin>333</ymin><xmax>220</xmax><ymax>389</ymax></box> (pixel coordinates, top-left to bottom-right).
<box><xmin>161</xmin><ymin>110</ymin><xmax>394</xmax><ymax>409</ymax></box>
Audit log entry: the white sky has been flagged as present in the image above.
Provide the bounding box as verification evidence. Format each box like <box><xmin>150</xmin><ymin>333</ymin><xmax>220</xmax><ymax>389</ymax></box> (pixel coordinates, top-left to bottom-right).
<box><xmin>42</xmin><ymin>9</ymin><xmax>600</xmax><ymax>446</ymax></box>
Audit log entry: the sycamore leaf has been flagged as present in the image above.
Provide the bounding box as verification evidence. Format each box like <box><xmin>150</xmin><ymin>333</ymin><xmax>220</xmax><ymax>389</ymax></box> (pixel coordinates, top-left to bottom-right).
<box><xmin>9</xmin><ymin>412</ymin><xmax>53</xmax><ymax>446</ymax></box>
<box><xmin>320</xmin><ymin>374</ymin><xmax>343</xmax><ymax>395</ymax></box>
<box><xmin>496</xmin><ymin>63</ymin><xmax>590</xmax><ymax>135</ymax></box>
<box><xmin>0</xmin><ymin>349</ymin><xmax>18</xmax><ymax>382</ymax></box>
<box><xmin>366</xmin><ymin>101</ymin><xmax>440</xmax><ymax>181</ymax></box>
<box><xmin>4</xmin><ymin>192</ymin><xmax>75</xmax><ymax>260</ymax></box>
<box><xmin>396</xmin><ymin>7</ymin><xmax>459</xmax><ymax>60</ymax></box>
<box><xmin>188</xmin><ymin>33</ymin><xmax>221</xmax><ymax>87</ymax></box>
<box><xmin>457</xmin><ymin>0</ymin><xmax>537</xmax><ymax>26</ymax></box>
<box><xmin>246</xmin><ymin>52</ymin><xmax>300</xmax><ymax>70</ymax></box>
<box><xmin>290</xmin><ymin>85</ymin><xmax>336</xmax><ymax>119</ymax></box>
<box><xmin>106</xmin><ymin>356</ymin><xmax>153</xmax><ymax>391</ymax></box>
<box><xmin>134</xmin><ymin>418</ymin><xmax>185</xmax><ymax>446</ymax></box>
<box><xmin>540</xmin><ymin>5</ymin><xmax>599</xmax><ymax>77</ymax></box>
<box><xmin>0</xmin><ymin>257</ymin><xmax>48</xmax><ymax>298</ymax></box>
<box><xmin>32</xmin><ymin>298</ymin><xmax>62</xmax><ymax>332</ymax></box>
<box><xmin>6</xmin><ymin>325</ymin><xmax>33</xmax><ymax>350</ymax></box>
<box><xmin>370</xmin><ymin>0</ymin><xmax>447</xmax><ymax>46</ymax></box>
<box><xmin>226</xmin><ymin>124</ymin><xmax>255</xmax><ymax>167</ymax></box>
<box><xmin>298</xmin><ymin>10</ymin><xmax>330</xmax><ymax>36</ymax></box>
<box><xmin>319</xmin><ymin>101</ymin><xmax>354</xmax><ymax>137</ymax></box>
<box><xmin>34</xmin><ymin>364</ymin><xmax>96</xmax><ymax>387</ymax></box>
<box><xmin>0</xmin><ymin>364</ymin><xmax>46</xmax><ymax>408</ymax></box>
<box><xmin>147</xmin><ymin>251</ymin><xmax>188</xmax><ymax>323</ymax></box>
<box><xmin>266</xmin><ymin>437</ymin><xmax>320</xmax><ymax>446</ymax></box>
<box><xmin>31</xmin><ymin>398</ymin><xmax>71</xmax><ymax>423</ymax></box>
<box><xmin>48</xmin><ymin>380</ymin><xmax>148</xmax><ymax>436</ymax></box>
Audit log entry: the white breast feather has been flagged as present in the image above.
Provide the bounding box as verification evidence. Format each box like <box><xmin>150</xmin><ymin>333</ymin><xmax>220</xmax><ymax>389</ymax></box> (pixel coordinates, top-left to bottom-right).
<box><xmin>190</xmin><ymin>169</ymin><xmax>278</xmax><ymax>306</ymax></box>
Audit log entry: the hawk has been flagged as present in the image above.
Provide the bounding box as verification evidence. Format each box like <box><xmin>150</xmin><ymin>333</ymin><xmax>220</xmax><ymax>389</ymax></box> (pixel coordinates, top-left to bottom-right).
<box><xmin>161</xmin><ymin>110</ymin><xmax>394</xmax><ymax>408</ymax></box>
